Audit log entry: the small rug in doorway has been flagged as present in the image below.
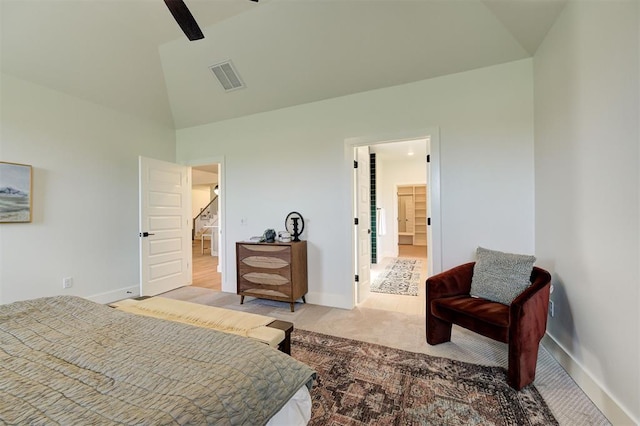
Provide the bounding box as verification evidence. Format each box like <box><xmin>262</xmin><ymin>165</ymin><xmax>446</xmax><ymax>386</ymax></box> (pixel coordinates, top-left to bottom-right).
<box><xmin>370</xmin><ymin>258</ymin><xmax>421</xmax><ymax>296</ymax></box>
<box><xmin>291</xmin><ymin>330</ymin><xmax>558</xmax><ymax>426</ymax></box>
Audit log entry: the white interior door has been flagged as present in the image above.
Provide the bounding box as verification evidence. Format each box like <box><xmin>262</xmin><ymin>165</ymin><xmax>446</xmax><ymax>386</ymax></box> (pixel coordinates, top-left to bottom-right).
<box><xmin>355</xmin><ymin>146</ymin><xmax>371</xmax><ymax>304</ymax></box>
<box><xmin>139</xmin><ymin>156</ymin><xmax>192</xmax><ymax>296</ymax></box>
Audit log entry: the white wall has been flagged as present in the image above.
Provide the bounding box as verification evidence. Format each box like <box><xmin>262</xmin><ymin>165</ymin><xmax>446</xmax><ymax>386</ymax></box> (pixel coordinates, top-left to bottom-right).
<box><xmin>192</xmin><ymin>186</ymin><xmax>213</xmax><ymax>219</ymax></box>
<box><xmin>177</xmin><ymin>59</ymin><xmax>535</xmax><ymax>309</ymax></box>
<box><xmin>0</xmin><ymin>74</ymin><xmax>176</xmax><ymax>304</ymax></box>
<box><xmin>534</xmin><ymin>2</ymin><xmax>639</xmax><ymax>423</ymax></box>
<box><xmin>375</xmin><ymin>154</ymin><xmax>427</xmax><ymax>259</ymax></box>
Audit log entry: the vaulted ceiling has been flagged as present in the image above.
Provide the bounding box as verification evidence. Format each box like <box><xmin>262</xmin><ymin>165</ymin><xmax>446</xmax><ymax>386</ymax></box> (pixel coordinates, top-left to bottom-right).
<box><xmin>1</xmin><ymin>0</ymin><xmax>566</xmax><ymax>129</ymax></box>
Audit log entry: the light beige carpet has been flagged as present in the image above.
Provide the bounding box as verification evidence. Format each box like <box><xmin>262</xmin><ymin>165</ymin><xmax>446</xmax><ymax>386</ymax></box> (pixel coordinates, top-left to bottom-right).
<box><xmin>162</xmin><ymin>286</ymin><xmax>611</xmax><ymax>426</ymax></box>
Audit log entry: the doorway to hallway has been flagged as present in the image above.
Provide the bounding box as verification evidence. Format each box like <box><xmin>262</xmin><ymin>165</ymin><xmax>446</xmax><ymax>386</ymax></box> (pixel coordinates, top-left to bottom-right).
<box><xmin>192</xmin><ymin>244</ymin><xmax>221</xmax><ymax>290</ymax></box>
<box><xmin>191</xmin><ymin>163</ymin><xmax>222</xmax><ymax>291</ymax></box>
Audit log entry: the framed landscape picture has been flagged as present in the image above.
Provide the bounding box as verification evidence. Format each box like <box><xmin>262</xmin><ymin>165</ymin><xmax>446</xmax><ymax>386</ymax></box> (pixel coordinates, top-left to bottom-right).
<box><xmin>0</xmin><ymin>161</ymin><xmax>32</xmax><ymax>223</ymax></box>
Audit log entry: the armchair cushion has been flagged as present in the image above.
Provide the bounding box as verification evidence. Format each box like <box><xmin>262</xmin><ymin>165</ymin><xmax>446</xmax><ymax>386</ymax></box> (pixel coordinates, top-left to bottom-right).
<box><xmin>431</xmin><ymin>296</ymin><xmax>510</xmax><ymax>342</ymax></box>
<box><xmin>470</xmin><ymin>247</ymin><xmax>536</xmax><ymax>305</ymax></box>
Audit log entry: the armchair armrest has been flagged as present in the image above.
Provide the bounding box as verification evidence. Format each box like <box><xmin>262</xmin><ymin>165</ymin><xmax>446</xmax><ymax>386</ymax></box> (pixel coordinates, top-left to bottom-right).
<box><xmin>426</xmin><ymin>262</ymin><xmax>475</xmax><ymax>300</ymax></box>
<box><xmin>510</xmin><ymin>267</ymin><xmax>552</xmax><ymax>337</ymax></box>
<box><xmin>507</xmin><ymin>266</ymin><xmax>552</xmax><ymax>389</ymax></box>
<box><xmin>510</xmin><ymin>267</ymin><xmax>552</xmax><ymax>323</ymax></box>
<box><xmin>426</xmin><ymin>262</ymin><xmax>474</xmax><ymax>345</ymax></box>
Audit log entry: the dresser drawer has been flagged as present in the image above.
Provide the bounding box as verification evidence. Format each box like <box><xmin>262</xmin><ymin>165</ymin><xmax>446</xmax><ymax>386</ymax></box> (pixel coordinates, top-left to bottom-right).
<box><xmin>236</xmin><ymin>241</ymin><xmax>307</xmax><ymax>312</ymax></box>
<box><xmin>237</xmin><ymin>244</ymin><xmax>291</xmax><ymax>263</ymax></box>
<box><xmin>237</xmin><ymin>244</ymin><xmax>292</xmax><ymax>297</ymax></box>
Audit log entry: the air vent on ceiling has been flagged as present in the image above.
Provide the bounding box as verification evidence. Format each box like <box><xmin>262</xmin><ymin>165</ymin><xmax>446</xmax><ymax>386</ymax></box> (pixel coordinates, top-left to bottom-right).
<box><xmin>209</xmin><ymin>60</ymin><xmax>245</xmax><ymax>92</ymax></box>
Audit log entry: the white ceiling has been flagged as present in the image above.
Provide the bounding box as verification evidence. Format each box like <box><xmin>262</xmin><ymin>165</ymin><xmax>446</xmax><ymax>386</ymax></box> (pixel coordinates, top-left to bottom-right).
<box><xmin>1</xmin><ymin>0</ymin><xmax>566</xmax><ymax>129</ymax></box>
<box><xmin>192</xmin><ymin>167</ymin><xmax>218</xmax><ymax>186</ymax></box>
<box><xmin>371</xmin><ymin>139</ymin><xmax>428</xmax><ymax>162</ymax></box>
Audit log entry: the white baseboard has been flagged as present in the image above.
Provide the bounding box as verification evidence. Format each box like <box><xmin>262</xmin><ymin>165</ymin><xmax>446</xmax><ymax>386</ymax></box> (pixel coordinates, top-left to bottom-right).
<box><xmin>305</xmin><ymin>291</ymin><xmax>352</xmax><ymax>310</ymax></box>
<box><xmin>541</xmin><ymin>334</ymin><xmax>637</xmax><ymax>425</ymax></box>
<box><xmin>86</xmin><ymin>285</ymin><xmax>139</xmax><ymax>304</ymax></box>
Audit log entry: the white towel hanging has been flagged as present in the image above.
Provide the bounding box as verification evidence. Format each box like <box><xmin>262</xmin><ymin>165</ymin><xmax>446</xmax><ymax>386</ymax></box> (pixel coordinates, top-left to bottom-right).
<box><xmin>377</xmin><ymin>208</ymin><xmax>386</xmax><ymax>236</ymax></box>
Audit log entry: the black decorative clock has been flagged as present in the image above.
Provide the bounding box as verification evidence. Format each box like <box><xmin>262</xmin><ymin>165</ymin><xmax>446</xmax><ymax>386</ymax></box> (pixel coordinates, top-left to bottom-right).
<box><xmin>285</xmin><ymin>211</ymin><xmax>305</xmax><ymax>242</ymax></box>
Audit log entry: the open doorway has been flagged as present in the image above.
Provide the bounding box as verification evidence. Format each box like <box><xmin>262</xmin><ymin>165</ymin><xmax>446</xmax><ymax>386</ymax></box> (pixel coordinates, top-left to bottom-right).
<box><xmin>353</xmin><ymin>137</ymin><xmax>436</xmax><ymax>313</ymax></box>
<box><xmin>191</xmin><ymin>164</ymin><xmax>221</xmax><ymax>291</ymax></box>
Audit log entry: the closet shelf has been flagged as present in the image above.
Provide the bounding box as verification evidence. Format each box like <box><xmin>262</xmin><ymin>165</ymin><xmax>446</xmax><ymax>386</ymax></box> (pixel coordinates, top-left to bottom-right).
<box><xmin>397</xmin><ymin>184</ymin><xmax>427</xmax><ymax>247</ymax></box>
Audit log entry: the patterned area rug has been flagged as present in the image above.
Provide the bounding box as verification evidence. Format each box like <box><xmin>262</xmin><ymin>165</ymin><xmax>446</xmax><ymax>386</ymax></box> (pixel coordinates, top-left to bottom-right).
<box><xmin>370</xmin><ymin>258</ymin><xmax>421</xmax><ymax>296</ymax></box>
<box><xmin>291</xmin><ymin>330</ymin><xmax>558</xmax><ymax>426</ymax></box>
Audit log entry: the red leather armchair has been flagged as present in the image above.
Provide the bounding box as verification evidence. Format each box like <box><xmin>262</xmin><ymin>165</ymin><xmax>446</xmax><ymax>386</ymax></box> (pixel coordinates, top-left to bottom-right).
<box><xmin>426</xmin><ymin>262</ymin><xmax>552</xmax><ymax>390</ymax></box>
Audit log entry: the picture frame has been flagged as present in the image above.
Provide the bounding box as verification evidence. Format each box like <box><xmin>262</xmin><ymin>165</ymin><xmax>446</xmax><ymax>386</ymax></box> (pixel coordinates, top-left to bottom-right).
<box><xmin>0</xmin><ymin>161</ymin><xmax>33</xmax><ymax>223</ymax></box>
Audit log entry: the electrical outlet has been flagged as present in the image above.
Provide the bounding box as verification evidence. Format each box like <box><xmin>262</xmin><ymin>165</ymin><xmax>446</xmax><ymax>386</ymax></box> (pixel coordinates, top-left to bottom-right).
<box><xmin>62</xmin><ymin>277</ymin><xmax>73</xmax><ymax>289</ymax></box>
<box><xmin>548</xmin><ymin>300</ymin><xmax>555</xmax><ymax>317</ymax></box>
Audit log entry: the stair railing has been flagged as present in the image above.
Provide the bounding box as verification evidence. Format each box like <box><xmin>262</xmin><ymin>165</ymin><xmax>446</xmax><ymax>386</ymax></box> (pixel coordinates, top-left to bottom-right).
<box><xmin>192</xmin><ymin>195</ymin><xmax>218</xmax><ymax>240</ymax></box>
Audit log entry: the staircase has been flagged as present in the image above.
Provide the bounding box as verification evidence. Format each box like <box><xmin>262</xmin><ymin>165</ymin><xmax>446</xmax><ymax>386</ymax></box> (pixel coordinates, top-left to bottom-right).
<box><xmin>193</xmin><ymin>196</ymin><xmax>219</xmax><ymax>254</ymax></box>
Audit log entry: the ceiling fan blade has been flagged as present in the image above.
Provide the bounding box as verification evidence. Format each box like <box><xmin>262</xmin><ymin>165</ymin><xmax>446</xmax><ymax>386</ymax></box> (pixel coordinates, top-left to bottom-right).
<box><xmin>164</xmin><ymin>0</ymin><xmax>204</xmax><ymax>41</ymax></box>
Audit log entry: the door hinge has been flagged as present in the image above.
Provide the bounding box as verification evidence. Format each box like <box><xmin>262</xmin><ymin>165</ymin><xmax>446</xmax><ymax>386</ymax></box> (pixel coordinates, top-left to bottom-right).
<box><xmin>426</xmin><ymin>154</ymin><xmax>430</xmax><ymax>163</ymax></box>
<box><xmin>355</xmin><ymin>274</ymin><xmax>359</xmax><ymax>282</ymax></box>
<box><xmin>428</xmin><ymin>217</ymin><xmax>431</xmax><ymax>226</ymax></box>
<box><xmin>354</xmin><ymin>218</ymin><xmax>359</xmax><ymax>225</ymax></box>
<box><xmin>354</xmin><ymin>160</ymin><xmax>358</xmax><ymax>169</ymax></box>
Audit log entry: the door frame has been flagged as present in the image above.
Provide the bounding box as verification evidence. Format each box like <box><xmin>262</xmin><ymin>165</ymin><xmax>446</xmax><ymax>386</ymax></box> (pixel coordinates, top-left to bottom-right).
<box><xmin>183</xmin><ymin>156</ymin><xmax>226</xmax><ymax>286</ymax></box>
<box><xmin>345</xmin><ymin>128</ymin><xmax>442</xmax><ymax>307</ymax></box>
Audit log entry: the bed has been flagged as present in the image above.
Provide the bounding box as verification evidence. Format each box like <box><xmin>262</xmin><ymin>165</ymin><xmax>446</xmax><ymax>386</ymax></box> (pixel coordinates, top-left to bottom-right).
<box><xmin>0</xmin><ymin>296</ymin><xmax>315</xmax><ymax>425</ymax></box>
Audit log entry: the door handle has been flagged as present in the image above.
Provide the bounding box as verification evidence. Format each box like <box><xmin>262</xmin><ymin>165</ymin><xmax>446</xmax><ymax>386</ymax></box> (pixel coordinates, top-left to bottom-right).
<box><xmin>140</xmin><ymin>232</ymin><xmax>155</xmax><ymax>237</ymax></box>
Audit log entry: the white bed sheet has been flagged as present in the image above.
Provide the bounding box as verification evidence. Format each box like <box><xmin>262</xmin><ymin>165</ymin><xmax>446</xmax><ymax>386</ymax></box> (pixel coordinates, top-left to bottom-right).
<box><xmin>267</xmin><ymin>385</ymin><xmax>312</xmax><ymax>425</ymax></box>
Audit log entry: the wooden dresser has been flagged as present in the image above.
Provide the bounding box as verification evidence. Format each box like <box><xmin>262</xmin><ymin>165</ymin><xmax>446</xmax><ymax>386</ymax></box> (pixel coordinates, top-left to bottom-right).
<box><xmin>236</xmin><ymin>241</ymin><xmax>308</xmax><ymax>312</ymax></box>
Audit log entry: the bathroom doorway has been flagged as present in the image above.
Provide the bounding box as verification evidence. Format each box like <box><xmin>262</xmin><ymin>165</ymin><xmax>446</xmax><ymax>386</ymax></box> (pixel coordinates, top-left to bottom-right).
<box><xmin>365</xmin><ymin>140</ymin><xmax>427</xmax><ymax>313</ymax></box>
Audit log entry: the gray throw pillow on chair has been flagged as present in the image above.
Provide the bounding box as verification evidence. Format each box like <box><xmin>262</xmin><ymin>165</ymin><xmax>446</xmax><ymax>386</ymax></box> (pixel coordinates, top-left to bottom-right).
<box><xmin>470</xmin><ymin>247</ymin><xmax>536</xmax><ymax>305</ymax></box>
